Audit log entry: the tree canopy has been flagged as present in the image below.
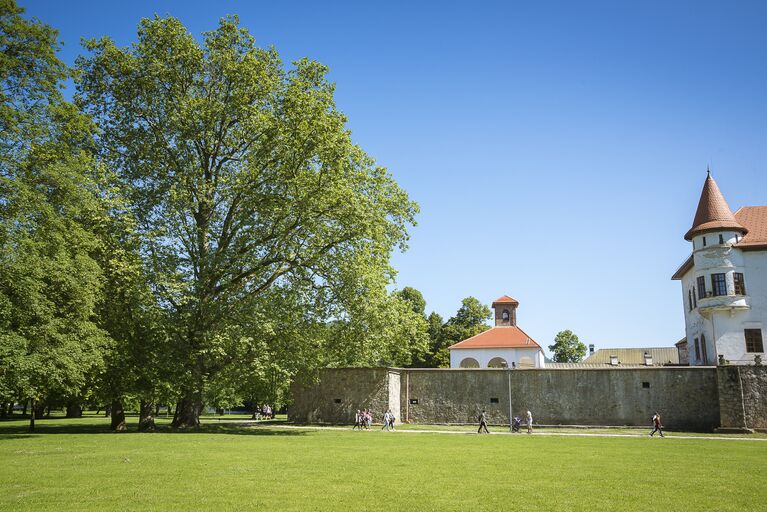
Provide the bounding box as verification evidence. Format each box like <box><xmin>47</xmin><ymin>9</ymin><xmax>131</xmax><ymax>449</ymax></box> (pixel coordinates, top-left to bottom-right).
<box><xmin>75</xmin><ymin>14</ymin><xmax>419</xmax><ymax>426</ymax></box>
<box><xmin>548</xmin><ymin>330</ymin><xmax>587</xmax><ymax>363</ymax></box>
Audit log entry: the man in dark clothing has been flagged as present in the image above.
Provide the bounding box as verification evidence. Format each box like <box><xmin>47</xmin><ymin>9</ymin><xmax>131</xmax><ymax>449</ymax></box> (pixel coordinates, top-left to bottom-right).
<box><xmin>650</xmin><ymin>412</ymin><xmax>665</xmax><ymax>437</ymax></box>
<box><xmin>478</xmin><ymin>410</ymin><xmax>490</xmax><ymax>434</ymax></box>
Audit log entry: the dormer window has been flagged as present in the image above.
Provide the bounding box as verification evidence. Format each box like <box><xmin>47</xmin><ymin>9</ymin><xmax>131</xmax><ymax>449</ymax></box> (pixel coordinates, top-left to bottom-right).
<box><xmin>502</xmin><ymin>309</ymin><xmax>509</xmax><ymax>321</ymax></box>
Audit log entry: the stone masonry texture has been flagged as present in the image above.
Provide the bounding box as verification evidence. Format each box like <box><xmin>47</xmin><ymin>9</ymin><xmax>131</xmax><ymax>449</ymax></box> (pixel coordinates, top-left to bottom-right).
<box><xmin>290</xmin><ymin>367</ymin><xmax>727</xmax><ymax>430</ymax></box>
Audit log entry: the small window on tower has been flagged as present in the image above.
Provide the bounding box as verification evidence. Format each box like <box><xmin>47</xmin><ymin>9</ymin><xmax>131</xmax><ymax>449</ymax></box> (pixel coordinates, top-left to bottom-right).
<box><xmin>697</xmin><ymin>276</ymin><xmax>706</xmax><ymax>299</ymax></box>
<box><xmin>719</xmin><ymin>234</ymin><xmax>724</xmax><ymax>244</ymax></box>
<box><xmin>692</xmin><ymin>287</ymin><xmax>697</xmax><ymax>308</ymax></box>
<box><xmin>502</xmin><ymin>309</ymin><xmax>509</xmax><ymax>321</ymax></box>
<box><xmin>734</xmin><ymin>273</ymin><xmax>746</xmax><ymax>295</ymax></box>
<box><xmin>703</xmin><ymin>236</ymin><xmax>707</xmax><ymax>247</ymax></box>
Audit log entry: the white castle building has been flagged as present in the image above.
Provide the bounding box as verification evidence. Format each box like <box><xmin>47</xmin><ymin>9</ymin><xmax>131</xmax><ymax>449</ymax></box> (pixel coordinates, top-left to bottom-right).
<box><xmin>672</xmin><ymin>172</ymin><xmax>767</xmax><ymax>365</ymax></box>
<box><xmin>448</xmin><ymin>295</ymin><xmax>545</xmax><ymax>369</ymax></box>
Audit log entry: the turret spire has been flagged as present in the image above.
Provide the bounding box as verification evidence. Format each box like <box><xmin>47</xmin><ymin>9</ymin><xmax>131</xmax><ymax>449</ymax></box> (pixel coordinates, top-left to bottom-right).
<box><xmin>684</xmin><ymin>171</ymin><xmax>747</xmax><ymax>241</ymax></box>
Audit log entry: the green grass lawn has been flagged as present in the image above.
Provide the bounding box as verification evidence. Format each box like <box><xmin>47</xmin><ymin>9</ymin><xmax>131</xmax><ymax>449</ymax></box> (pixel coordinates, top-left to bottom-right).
<box><xmin>1</xmin><ymin>415</ymin><xmax>766</xmax><ymax>511</ymax></box>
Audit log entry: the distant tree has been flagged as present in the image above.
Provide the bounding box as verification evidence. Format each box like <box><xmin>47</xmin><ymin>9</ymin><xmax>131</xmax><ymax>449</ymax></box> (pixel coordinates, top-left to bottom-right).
<box><xmin>437</xmin><ymin>297</ymin><xmax>492</xmax><ymax>366</ymax></box>
<box><xmin>548</xmin><ymin>330</ymin><xmax>587</xmax><ymax>363</ymax></box>
<box><xmin>396</xmin><ymin>287</ymin><xmax>426</xmax><ymax>317</ymax></box>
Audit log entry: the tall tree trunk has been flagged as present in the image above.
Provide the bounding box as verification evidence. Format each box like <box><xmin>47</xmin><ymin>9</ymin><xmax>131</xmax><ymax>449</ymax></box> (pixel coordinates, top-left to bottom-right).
<box><xmin>0</xmin><ymin>403</ymin><xmax>6</xmax><ymax>418</ymax></box>
<box><xmin>65</xmin><ymin>402</ymin><xmax>82</xmax><ymax>418</ymax></box>
<box><xmin>138</xmin><ymin>401</ymin><xmax>155</xmax><ymax>432</ymax></box>
<box><xmin>110</xmin><ymin>400</ymin><xmax>127</xmax><ymax>431</ymax></box>
<box><xmin>22</xmin><ymin>401</ymin><xmax>27</xmax><ymax>416</ymax></box>
<box><xmin>171</xmin><ymin>395</ymin><xmax>202</xmax><ymax>428</ymax></box>
<box><xmin>29</xmin><ymin>399</ymin><xmax>35</xmax><ymax>432</ymax></box>
<box><xmin>154</xmin><ymin>403</ymin><xmax>160</xmax><ymax>417</ymax></box>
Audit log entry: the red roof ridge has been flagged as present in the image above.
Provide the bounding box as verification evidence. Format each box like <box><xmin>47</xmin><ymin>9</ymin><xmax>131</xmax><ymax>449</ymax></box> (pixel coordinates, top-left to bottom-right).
<box><xmin>492</xmin><ymin>295</ymin><xmax>519</xmax><ymax>306</ymax></box>
<box><xmin>448</xmin><ymin>325</ymin><xmax>541</xmax><ymax>350</ymax></box>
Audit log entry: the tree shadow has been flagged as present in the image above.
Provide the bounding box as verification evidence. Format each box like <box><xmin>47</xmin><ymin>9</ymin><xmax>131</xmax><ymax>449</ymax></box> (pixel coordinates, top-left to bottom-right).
<box><xmin>0</xmin><ymin>419</ymin><xmax>307</xmax><ymax>438</ymax></box>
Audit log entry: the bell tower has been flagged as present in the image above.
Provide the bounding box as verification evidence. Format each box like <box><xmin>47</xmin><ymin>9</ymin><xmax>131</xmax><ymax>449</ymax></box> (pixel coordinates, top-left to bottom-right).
<box><xmin>492</xmin><ymin>295</ymin><xmax>519</xmax><ymax>327</ymax></box>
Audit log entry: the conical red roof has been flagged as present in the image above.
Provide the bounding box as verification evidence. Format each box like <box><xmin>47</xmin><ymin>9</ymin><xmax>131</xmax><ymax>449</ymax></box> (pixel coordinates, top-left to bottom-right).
<box><xmin>684</xmin><ymin>172</ymin><xmax>747</xmax><ymax>240</ymax></box>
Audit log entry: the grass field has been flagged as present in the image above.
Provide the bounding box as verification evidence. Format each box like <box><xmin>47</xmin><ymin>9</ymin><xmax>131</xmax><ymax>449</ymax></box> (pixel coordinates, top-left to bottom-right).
<box><xmin>1</xmin><ymin>414</ymin><xmax>766</xmax><ymax>511</ymax></box>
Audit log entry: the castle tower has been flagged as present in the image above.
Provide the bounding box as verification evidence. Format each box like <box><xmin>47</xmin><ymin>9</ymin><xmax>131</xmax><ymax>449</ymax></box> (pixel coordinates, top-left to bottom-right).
<box><xmin>672</xmin><ymin>170</ymin><xmax>767</xmax><ymax>366</ymax></box>
<box><xmin>492</xmin><ymin>295</ymin><xmax>519</xmax><ymax>327</ymax></box>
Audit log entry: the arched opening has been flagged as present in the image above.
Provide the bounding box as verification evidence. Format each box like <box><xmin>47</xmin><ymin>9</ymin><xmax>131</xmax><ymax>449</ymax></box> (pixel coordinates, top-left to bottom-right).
<box><xmin>502</xmin><ymin>309</ymin><xmax>509</xmax><ymax>321</ymax></box>
<box><xmin>518</xmin><ymin>356</ymin><xmax>534</xmax><ymax>368</ymax></box>
<box><xmin>487</xmin><ymin>357</ymin><xmax>508</xmax><ymax>368</ymax></box>
<box><xmin>459</xmin><ymin>357</ymin><xmax>480</xmax><ymax>368</ymax></box>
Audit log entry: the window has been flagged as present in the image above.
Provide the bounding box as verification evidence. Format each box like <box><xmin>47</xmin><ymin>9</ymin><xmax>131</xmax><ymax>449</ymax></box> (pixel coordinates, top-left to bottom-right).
<box><xmin>701</xmin><ymin>334</ymin><xmax>708</xmax><ymax>365</ymax></box>
<box><xmin>711</xmin><ymin>273</ymin><xmax>727</xmax><ymax>296</ymax></box>
<box><xmin>745</xmin><ymin>329</ymin><xmax>764</xmax><ymax>353</ymax></box>
<box><xmin>502</xmin><ymin>309</ymin><xmax>509</xmax><ymax>321</ymax></box>
<box><xmin>692</xmin><ymin>287</ymin><xmax>697</xmax><ymax>308</ymax></box>
<box><xmin>697</xmin><ymin>276</ymin><xmax>706</xmax><ymax>299</ymax></box>
<box><xmin>703</xmin><ymin>236</ymin><xmax>707</xmax><ymax>247</ymax></box>
<box><xmin>736</xmin><ymin>234</ymin><xmax>740</xmax><ymax>243</ymax></box>
<box><xmin>490</xmin><ymin>397</ymin><xmax>499</xmax><ymax>404</ymax></box>
<box><xmin>719</xmin><ymin>233</ymin><xmax>724</xmax><ymax>244</ymax></box>
<box><xmin>642</xmin><ymin>382</ymin><xmax>650</xmax><ymax>389</ymax></box>
<box><xmin>734</xmin><ymin>273</ymin><xmax>746</xmax><ymax>295</ymax></box>
<box><xmin>694</xmin><ymin>338</ymin><xmax>700</xmax><ymax>361</ymax></box>
<box><xmin>688</xmin><ymin>290</ymin><xmax>693</xmax><ymax>311</ymax></box>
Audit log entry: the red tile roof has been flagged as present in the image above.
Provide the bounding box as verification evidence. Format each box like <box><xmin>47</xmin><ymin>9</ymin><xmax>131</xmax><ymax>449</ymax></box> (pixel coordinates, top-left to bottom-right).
<box><xmin>735</xmin><ymin>206</ymin><xmax>767</xmax><ymax>250</ymax></box>
<box><xmin>685</xmin><ymin>173</ymin><xmax>747</xmax><ymax>240</ymax></box>
<box><xmin>448</xmin><ymin>326</ymin><xmax>541</xmax><ymax>350</ymax></box>
<box><xmin>492</xmin><ymin>295</ymin><xmax>519</xmax><ymax>307</ymax></box>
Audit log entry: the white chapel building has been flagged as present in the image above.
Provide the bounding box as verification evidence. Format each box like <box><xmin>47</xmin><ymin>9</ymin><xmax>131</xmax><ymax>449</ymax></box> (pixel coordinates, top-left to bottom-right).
<box><xmin>448</xmin><ymin>295</ymin><xmax>545</xmax><ymax>369</ymax></box>
<box><xmin>672</xmin><ymin>172</ymin><xmax>767</xmax><ymax>365</ymax></box>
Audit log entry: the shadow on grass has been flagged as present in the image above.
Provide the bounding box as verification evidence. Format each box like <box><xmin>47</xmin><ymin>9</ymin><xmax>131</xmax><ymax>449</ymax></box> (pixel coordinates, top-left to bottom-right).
<box><xmin>0</xmin><ymin>418</ymin><xmax>306</xmax><ymax>438</ymax></box>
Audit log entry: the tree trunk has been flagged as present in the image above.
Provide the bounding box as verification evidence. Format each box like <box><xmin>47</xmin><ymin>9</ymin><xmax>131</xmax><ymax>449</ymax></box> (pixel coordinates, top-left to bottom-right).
<box><xmin>65</xmin><ymin>402</ymin><xmax>82</xmax><ymax>418</ymax></box>
<box><xmin>154</xmin><ymin>403</ymin><xmax>160</xmax><ymax>417</ymax></box>
<box><xmin>34</xmin><ymin>402</ymin><xmax>45</xmax><ymax>419</ymax></box>
<box><xmin>171</xmin><ymin>396</ymin><xmax>202</xmax><ymax>428</ymax></box>
<box><xmin>0</xmin><ymin>403</ymin><xmax>6</xmax><ymax>418</ymax></box>
<box><xmin>138</xmin><ymin>401</ymin><xmax>155</xmax><ymax>432</ymax></box>
<box><xmin>22</xmin><ymin>401</ymin><xmax>27</xmax><ymax>416</ymax></box>
<box><xmin>29</xmin><ymin>399</ymin><xmax>35</xmax><ymax>432</ymax></box>
<box><xmin>110</xmin><ymin>400</ymin><xmax>127</xmax><ymax>431</ymax></box>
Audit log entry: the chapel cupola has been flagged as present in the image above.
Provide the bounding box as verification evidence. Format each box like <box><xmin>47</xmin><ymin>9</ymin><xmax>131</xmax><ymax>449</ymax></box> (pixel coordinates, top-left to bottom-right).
<box><xmin>492</xmin><ymin>295</ymin><xmax>519</xmax><ymax>326</ymax></box>
<box><xmin>684</xmin><ymin>169</ymin><xmax>747</xmax><ymax>241</ymax></box>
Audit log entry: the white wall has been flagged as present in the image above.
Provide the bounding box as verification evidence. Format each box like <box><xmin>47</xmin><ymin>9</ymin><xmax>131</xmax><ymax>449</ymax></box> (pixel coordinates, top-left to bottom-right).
<box><xmin>679</xmin><ymin>235</ymin><xmax>767</xmax><ymax>365</ymax></box>
<box><xmin>449</xmin><ymin>347</ymin><xmax>544</xmax><ymax>368</ymax></box>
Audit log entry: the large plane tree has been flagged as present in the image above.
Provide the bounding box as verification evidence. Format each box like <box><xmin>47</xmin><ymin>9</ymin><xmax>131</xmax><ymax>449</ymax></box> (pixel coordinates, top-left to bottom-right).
<box><xmin>76</xmin><ymin>15</ymin><xmax>418</xmax><ymax>426</ymax></box>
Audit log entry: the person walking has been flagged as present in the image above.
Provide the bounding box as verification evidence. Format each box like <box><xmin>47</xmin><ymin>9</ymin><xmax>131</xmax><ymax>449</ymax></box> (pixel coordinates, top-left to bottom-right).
<box><xmin>526</xmin><ymin>410</ymin><xmax>533</xmax><ymax>434</ymax></box>
<box><xmin>650</xmin><ymin>412</ymin><xmax>665</xmax><ymax>437</ymax></box>
<box><xmin>382</xmin><ymin>410</ymin><xmax>391</xmax><ymax>431</ymax></box>
<box><xmin>477</xmin><ymin>410</ymin><xmax>490</xmax><ymax>434</ymax></box>
<box><xmin>353</xmin><ymin>409</ymin><xmax>362</xmax><ymax>430</ymax></box>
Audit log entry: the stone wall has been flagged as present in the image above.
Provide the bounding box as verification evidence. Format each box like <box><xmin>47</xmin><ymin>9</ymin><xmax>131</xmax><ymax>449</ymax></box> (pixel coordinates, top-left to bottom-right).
<box><xmin>291</xmin><ymin>367</ymin><xmax>721</xmax><ymax>429</ymax></box>
<box><xmin>289</xmin><ymin>368</ymin><xmax>399</xmax><ymax>424</ymax></box>
<box><xmin>402</xmin><ymin>367</ymin><xmax>718</xmax><ymax>429</ymax></box>
<box><xmin>717</xmin><ymin>366</ymin><xmax>767</xmax><ymax>431</ymax></box>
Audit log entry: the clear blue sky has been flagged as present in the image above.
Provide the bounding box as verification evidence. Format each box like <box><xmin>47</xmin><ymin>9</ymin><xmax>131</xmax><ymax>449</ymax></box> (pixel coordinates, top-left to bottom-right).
<box><xmin>22</xmin><ymin>0</ymin><xmax>767</xmax><ymax>352</ymax></box>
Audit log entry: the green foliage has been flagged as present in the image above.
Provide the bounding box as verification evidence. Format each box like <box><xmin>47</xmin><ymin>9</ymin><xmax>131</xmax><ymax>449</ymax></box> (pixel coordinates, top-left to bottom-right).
<box><xmin>548</xmin><ymin>329</ymin><xmax>587</xmax><ymax>363</ymax></box>
<box><xmin>75</xmin><ymin>14</ymin><xmax>418</xmax><ymax>419</ymax></box>
<box><xmin>0</xmin><ymin>0</ymin><xmax>111</xmax><ymax>412</ymax></box>
<box><xmin>396</xmin><ymin>286</ymin><xmax>426</xmax><ymax>317</ymax></box>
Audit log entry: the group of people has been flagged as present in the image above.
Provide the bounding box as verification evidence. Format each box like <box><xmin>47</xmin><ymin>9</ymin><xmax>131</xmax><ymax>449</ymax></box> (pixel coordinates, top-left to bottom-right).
<box><xmin>254</xmin><ymin>404</ymin><xmax>273</xmax><ymax>420</ymax></box>
<box><xmin>352</xmin><ymin>408</ymin><xmax>397</xmax><ymax>431</ymax></box>
<box><xmin>350</xmin><ymin>406</ymin><xmax>666</xmax><ymax>436</ymax></box>
<box><xmin>352</xmin><ymin>409</ymin><xmax>373</xmax><ymax>430</ymax></box>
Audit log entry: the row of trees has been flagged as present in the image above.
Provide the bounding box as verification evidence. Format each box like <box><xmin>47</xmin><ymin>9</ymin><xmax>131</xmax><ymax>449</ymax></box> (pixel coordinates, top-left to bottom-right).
<box><xmin>0</xmin><ymin>2</ymin><xmax>430</xmax><ymax>431</ymax></box>
<box><xmin>1</xmin><ymin>2</ymin><xmax>556</xmax><ymax>432</ymax></box>
<box><xmin>0</xmin><ymin>2</ymin><xmax>588</xmax><ymax>432</ymax></box>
